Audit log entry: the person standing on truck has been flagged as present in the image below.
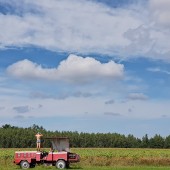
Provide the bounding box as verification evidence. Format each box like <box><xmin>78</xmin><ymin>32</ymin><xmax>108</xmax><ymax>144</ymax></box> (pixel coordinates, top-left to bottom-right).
<box><xmin>35</xmin><ymin>132</ymin><xmax>43</xmax><ymax>151</ymax></box>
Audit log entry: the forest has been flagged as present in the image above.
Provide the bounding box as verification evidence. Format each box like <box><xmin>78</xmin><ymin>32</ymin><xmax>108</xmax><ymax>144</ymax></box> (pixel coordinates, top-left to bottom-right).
<box><xmin>0</xmin><ymin>124</ymin><xmax>170</xmax><ymax>148</ymax></box>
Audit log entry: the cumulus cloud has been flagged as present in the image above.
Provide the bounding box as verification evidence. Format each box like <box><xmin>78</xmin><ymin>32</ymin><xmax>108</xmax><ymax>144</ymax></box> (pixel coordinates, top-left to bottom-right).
<box><xmin>7</xmin><ymin>54</ymin><xmax>124</xmax><ymax>84</ymax></box>
<box><xmin>0</xmin><ymin>0</ymin><xmax>170</xmax><ymax>61</ymax></box>
<box><xmin>127</xmin><ymin>93</ymin><xmax>148</xmax><ymax>101</ymax></box>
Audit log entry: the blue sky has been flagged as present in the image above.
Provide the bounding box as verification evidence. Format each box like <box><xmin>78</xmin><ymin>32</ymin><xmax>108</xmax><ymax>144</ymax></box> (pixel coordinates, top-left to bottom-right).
<box><xmin>0</xmin><ymin>0</ymin><xmax>170</xmax><ymax>138</ymax></box>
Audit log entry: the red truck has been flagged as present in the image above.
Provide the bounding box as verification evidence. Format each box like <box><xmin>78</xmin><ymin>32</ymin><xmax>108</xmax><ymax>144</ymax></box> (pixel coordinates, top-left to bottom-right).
<box><xmin>14</xmin><ymin>137</ymin><xmax>80</xmax><ymax>169</ymax></box>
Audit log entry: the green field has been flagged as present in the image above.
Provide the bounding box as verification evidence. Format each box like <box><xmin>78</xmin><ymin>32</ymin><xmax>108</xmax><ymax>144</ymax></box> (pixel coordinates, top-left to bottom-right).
<box><xmin>1</xmin><ymin>148</ymin><xmax>170</xmax><ymax>170</ymax></box>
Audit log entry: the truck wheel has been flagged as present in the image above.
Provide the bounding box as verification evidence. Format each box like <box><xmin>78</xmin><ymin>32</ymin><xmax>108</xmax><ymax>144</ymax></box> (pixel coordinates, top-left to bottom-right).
<box><xmin>56</xmin><ymin>160</ymin><xmax>66</xmax><ymax>169</ymax></box>
<box><xmin>20</xmin><ymin>161</ymin><xmax>30</xmax><ymax>169</ymax></box>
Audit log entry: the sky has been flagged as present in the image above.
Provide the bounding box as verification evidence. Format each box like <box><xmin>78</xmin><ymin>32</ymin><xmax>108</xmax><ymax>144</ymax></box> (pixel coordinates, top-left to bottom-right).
<box><xmin>0</xmin><ymin>0</ymin><xmax>170</xmax><ymax>138</ymax></box>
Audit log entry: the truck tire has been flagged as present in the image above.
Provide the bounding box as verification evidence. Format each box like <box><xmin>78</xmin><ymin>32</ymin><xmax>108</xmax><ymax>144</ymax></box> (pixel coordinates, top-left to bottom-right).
<box><xmin>20</xmin><ymin>161</ymin><xmax>30</xmax><ymax>169</ymax></box>
<box><xmin>56</xmin><ymin>160</ymin><xmax>66</xmax><ymax>169</ymax></box>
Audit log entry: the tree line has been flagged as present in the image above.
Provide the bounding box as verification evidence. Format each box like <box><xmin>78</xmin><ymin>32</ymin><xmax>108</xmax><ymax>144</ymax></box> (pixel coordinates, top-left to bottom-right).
<box><xmin>0</xmin><ymin>124</ymin><xmax>170</xmax><ymax>148</ymax></box>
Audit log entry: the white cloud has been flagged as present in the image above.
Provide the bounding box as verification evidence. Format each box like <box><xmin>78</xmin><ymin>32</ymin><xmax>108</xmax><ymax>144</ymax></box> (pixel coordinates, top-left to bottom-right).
<box><xmin>0</xmin><ymin>86</ymin><xmax>22</xmax><ymax>95</ymax></box>
<box><xmin>13</xmin><ymin>105</ymin><xmax>32</xmax><ymax>113</ymax></box>
<box><xmin>0</xmin><ymin>0</ymin><xmax>170</xmax><ymax>60</ymax></box>
<box><xmin>0</xmin><ymin>0</ymin><xmax>150</xmax><ymax>56</ymax></box>
<box><xmin>0</xmin><ymin>94</ymin><xmax>170</xmax><ymax>119</ymax></box>
<box><xmin>0</xmin><ymin>107</ymin><xmax>5</xmax><ymax>110</ymax></box>
<box><xmin>7</xmin><ymin>54</ymin><xmax>124</xmax><ymax>84</ymax></box>
<box><xmin>105</xmin><ymin>99</ymin><xmax>115</xmax><ymax>105</ymax></box>
<box><xmin>150</xmin><ymin>0</ymin><xmax>170</xmax><ymax>27</ymax></box>
<box><xmin>30</xmin><ymin>91</ymin><xmax>96</xmax><ymax>100</ymax></box>
<box><xmin>127</xmin><ymin>93</ymin><xmax>148</xmax><ymax>101</ymax></box>
<box><xmin>104</xmin><ymin>112</ymin><xmax>121</xmax><ymax>116</ymax></box>
<box><xmin>147</xmin><ymin>67</ymin><xmax>161</xmax><ymax>72</ymax></box>
<box><xmin>147</xmin><ymin>67</ymin><xmax>170</xmax><ymax>75</ymax></box>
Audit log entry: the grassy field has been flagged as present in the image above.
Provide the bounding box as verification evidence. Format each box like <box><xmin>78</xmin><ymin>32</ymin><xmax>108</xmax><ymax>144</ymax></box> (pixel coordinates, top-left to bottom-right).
<box><xmin>1</xmin><ymin>148</ymin><xmax>170</xmax><ymax>169</ymax></box>
<box><xmin>73</xmin><ymin>148</ymin><xmax>170</xmax><ymax>167</ymax></box>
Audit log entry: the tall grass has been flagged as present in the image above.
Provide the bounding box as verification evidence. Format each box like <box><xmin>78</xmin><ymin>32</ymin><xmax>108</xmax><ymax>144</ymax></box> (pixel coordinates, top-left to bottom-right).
<box><xmin>1</xmin><ymin>148</ymin><xmax>170</xmax><ymax>169</ymax></box>
<box><xmin>71</xmin><ymin>148</ymin><xmax>170</xmax><ymax>167</ymax></box>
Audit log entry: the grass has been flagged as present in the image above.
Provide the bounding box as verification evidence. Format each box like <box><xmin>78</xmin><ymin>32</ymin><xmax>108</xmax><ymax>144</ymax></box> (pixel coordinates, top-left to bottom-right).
<box><xmin>1</xmin><ymin>148</ymin><xmax>170</xmax><ymax>169</ymax></box>
<box><xmin>81</xmin><ymin>167</ymin><xmax>170</xmax><ymax>170</ymax></box>
<box><xmin>71</xmin><ymin>148</ymin><xmax>170</xmax><ymax>167</ymax></box>
<box><xmin>1</xmin><ymin>165</ymin><xmax>170</xmax><ymax>170</ymax></box>
<box><xmin>71</xmin><ymin>148</ymin><xmax>170</xmax><ymax>158</ymax></box>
